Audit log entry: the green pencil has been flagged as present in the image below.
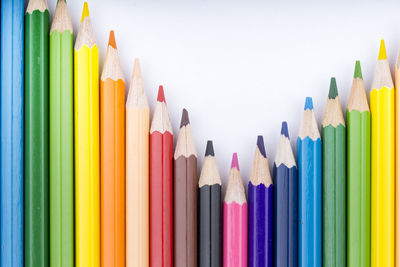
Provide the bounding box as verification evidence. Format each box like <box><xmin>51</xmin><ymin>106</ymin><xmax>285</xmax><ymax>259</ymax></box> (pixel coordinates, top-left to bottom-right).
<box><xmin>322</xmin><ymin>77</ymin><xmax>346</xmax><ymax>267</ymax></box>
<box><xmin>49</xmin><ymin>0</ymin><xmax>74</xmax><ymax>266</ymax></box>
<box><xmin>25</xmin><ymin>0</ymin><xmax>50</xmax><ymax>265</ymax></box>
<box><xmin>346</xmin><ymin>61</ymin><xmax>371</xmax><ymax>267</ymax></box>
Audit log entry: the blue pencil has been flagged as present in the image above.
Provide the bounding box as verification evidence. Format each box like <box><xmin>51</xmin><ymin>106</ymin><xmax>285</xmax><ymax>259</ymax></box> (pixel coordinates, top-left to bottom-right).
<box><xmin>0</xmin><ymin>0</ymin><xmax>24</xmax><ymax>266</ymax></box>
<box><xmin>297</xmin><ymin>97</ymin><xmax>322</xmax><ymax>267</ymax></box>
<box><xmin>248</xmin><ymin>135</ymin><xmax>273</xmax><ymax>267</ymax></box>
<box><xmin>273</xmin><ymin>122</ymin><xmax>298</xmax><ymax>267</ymax></box>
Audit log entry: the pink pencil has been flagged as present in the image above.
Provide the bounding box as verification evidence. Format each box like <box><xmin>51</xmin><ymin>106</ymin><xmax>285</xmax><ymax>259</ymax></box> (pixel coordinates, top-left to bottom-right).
<box><xmin>223</xmin><ymin>153</ymin><xmax>248</xmax><ymax>267</ymax></box>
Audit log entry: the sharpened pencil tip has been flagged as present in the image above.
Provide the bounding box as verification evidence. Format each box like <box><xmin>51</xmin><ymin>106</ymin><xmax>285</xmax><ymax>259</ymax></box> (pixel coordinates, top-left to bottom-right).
<box><xmin>180</xmin><ymin>108</ymin><xmax>190</xmax><ymax>127</ymax></box>
<box><xmin>108</xmin><ymin>30</ymin><xmax>116</xmax><ymax>49</ymax></box>
<box><xmin>328</xmin><ymin>77</ymin><xmax>338</xmax><ymax>99</ymax></box>
<box><xmin>354</xmin><ymin>60</ymin><xmax>363</xmax><ymax>79</ymax></box>
<box><xmin>231</xmin><ymin>153</ymin><xmax>240</xmax><ymax>170</ymax></box>
<box><xmin>157</xmin><ymin>86</ymin><xmax>165</xmax><ymax>102</ymax></box>
<box><xmin>281</xmin><ymin>121</ymin><xmax>289</xmax><ymax>138</ymax></box>
<box><xmin>81</xmin><ymin>2</ymin><xmax>89</xmax><ymax>22</ymax></box>
<box><xmin>205</xmin><ymin>141</ymin><xmax>215</xmax><ymax>156</ymax></box>
<box><xmin>304</xmin><ymin>97</ymin><xmax>313</xmax><ymax>110</ymax></box>
<box><xmin>378</xmin><ymin>39</ymin><xmax>387</xmax><ymax>60</ymax></box>
<box><xmin>133</xmin><ymin>58</ymin><xmax>141</xmax><ymax>78</ymax></box>
<box><xmin>256</xmin><ymin>136</ymin><xmax>266</xmax><ymax>158</ymax></box>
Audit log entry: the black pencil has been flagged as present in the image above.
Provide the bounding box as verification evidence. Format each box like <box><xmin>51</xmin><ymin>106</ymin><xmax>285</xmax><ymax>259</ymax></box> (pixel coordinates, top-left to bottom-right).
<box><xmin>199</xmin><ymin>141</ymin><xmax>222</xmax><ymax>267</ymax></box>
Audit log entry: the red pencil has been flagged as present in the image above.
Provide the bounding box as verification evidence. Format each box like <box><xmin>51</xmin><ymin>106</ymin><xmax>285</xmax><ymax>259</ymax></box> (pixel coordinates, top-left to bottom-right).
<box><xmin>150</xmin><ymin>86</ymin><xmax>174</xmax><ymax>267</ymax></box>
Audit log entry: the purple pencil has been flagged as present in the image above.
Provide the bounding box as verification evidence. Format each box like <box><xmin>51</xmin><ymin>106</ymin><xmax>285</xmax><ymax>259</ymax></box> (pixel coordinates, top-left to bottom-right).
<box><xmin>248</xmin><ymin>136</ymin><xmax>273</xmax><ymax>267</ymax></box>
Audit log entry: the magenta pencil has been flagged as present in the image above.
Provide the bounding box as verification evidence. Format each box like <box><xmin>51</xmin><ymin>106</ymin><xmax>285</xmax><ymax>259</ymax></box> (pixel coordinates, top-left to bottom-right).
<box><xmin>223</xmin><ymin>153</ymin><xmax>248</xmax><ymax>267</ymax></box>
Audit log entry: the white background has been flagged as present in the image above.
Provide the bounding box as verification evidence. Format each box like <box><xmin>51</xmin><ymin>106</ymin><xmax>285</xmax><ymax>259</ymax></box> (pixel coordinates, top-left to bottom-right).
<box><xmin>44</xmin><ymin>0</ymin><xmax>400</xmax><ymax>189</ymax></box>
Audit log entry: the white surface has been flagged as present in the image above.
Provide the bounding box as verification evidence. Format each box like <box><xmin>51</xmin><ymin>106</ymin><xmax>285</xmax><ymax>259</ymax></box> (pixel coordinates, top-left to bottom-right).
<box><xmin>44</xmin><ymin>0</ymin><xmax>400</xmax><ymax>189</ymax></box>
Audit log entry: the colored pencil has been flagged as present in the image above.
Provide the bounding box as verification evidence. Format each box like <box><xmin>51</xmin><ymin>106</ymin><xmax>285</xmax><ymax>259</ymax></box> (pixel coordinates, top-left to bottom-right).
<box><xmin>74</xmin><ymin>3</ymin><xmax>100</xmax><ymax>266</ymax></box>
<box><xmin>126</xmin><ymin>58</ymin><xmax>150</xmax><ymax>267</ymax></box>
<box><xmin>199</xmin><ymin>141</ymin><xmax>222</xmax><ymax>267</ymax></box>
<box><xmin>25</xmin><ymin>0</ymin><xmax>50</xmax><ymax>265</ymax></box>
<box><xmin>347</xmin><ymin>61</ymin><xmax>370</xmax><ymax>267</ymax></box>
<box><xmin>322</xmin><ymin>78</ymin><xmax>346</xmax><ymax>267</ymax></box>
<box><xmin>298</xmin><ymin>97</ymin><xmax>322</xmax><ymax>267</ymax></box>
<box><xmin>248</xmin><ymin>136</ymin><xmax>273</xmax><ymax>267</ymax></box>
<box><xmin>49</xmin><ymin>0</ymin><xmax>74</xmax><ymax>265</ymax></box>
<box><xmin>273</xmin><ymin>121</ymin><xmax>298</xmax><ymax>267</ymax></box>
<box><xmin>0</xmin><ymin>0</ymin><xmax>24</xmax><ymax>266</ymax></box>
<box><xmin>370</xmin><ymin>39</ymin><xmax>395</xmax><ymax>267</ymax></box>
<box><xmin>396</xmin><ymin>50</ymin><xmax>400</xmax><ymax>267</ymax></box>
<box><xmin>100</xmin><ymin>30</ymin><xmax>125</xmax><ymax>267</ymax></box>
<box><xmin>174</xmin><ymin>109</ymin><xmax>198</xmax><ymax>267</ymax></box>
<box><xmin>150</xmin><ymin>86</ymin><xmax>174</xmax><ymax>267</ymax></box>
<box><xmin>223</xmin><ymin>153</ymin><xmax>248</xmax><ymax>267</ymax></box>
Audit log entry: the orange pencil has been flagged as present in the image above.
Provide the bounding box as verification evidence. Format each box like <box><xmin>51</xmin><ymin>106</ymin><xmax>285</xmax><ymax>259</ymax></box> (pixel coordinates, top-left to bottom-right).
<box><xmin>100</xmin><ymin>31</ymin><xmax>126</xmax><ymax>266</ymax></box>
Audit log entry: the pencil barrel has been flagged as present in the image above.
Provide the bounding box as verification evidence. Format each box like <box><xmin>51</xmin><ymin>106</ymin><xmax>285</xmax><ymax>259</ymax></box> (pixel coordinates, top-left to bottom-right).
<box><xmin>0</xmin><ymin>0</ymin><xmax>25</xmax><ymax>265</ymax></box>
<box><xmin>199</xmin><ymin>184</ymin><xmax>221</xmax><ymax>267</ymax></box>
<box><xmin>100</xmin><ymin>78</ymin><xmax>125</xmax><ymax>266</ymax></box>
<box><xmin>370</xmin><ymin>87</ymin><xmax>395</xmax><ymax>267</ymax></box>
<box><xmin>297</xmin><ymin>137</ymin><xmax>322</xmax><ymax>267</ymax></box>
<box><xmin>24</xmin><ymin>8</ymin><xmax>50</xmax><ymax>266</ymax></box>
<box><xmin>126</xmin><ymin>106</ymin><xmax>150</xmax><ymax>267</ymax></box>
<box><xmin>50</xmin><ymin>29</ymin><xmax>74</xmax><ymax>267</ymax></box>
<box><xmin>273</xmin><ymin>164</ymin><xmax>298</xmax><ymax>267</ymax></box>
<box><xmin>248</xmin><ymin>183</ymin><xmax>273</xmax><ymax>267</ymax></box>
<box><xmin>322</xmin><ymin>124</ymin><xmax>346</xmax><ymax>267</ymax></box>
<box><xmin>150</xmin><ymin>131</ymin><xmax>173</xmax><ymax>267</ymax></box>
<box><xmin>223</xmin><ymin>202</ymin><xmax>248</xmax><ymax>267</ymax></box>
<box><xmin>74</xmin><ymin>45</ymin><xmax>100</xmax><ymax>267</ymax></box>
<box><xmin>346</xmin><ymin>110</ymin><xmax>370</xmax><ymax>267</ymax></box>
<box><xmin>174</xmin><ymin>155</ymin><xmax>198</xmax><ymax>267</ymax></box>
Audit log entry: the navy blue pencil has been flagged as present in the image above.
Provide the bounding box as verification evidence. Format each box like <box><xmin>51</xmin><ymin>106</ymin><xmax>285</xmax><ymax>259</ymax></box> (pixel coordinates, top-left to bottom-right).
<box><xmin>273</xmin><ymin>122</ymin><xmax>298</xmax><ymax>267</ymax></box>
<box><xmin>248</xmin><ymin>136</ymin><xmax>273</xmax><ymax>267</ymax></box>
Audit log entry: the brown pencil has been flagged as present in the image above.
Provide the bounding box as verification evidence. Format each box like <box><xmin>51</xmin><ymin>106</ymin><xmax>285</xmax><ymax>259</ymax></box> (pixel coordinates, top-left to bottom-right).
<box><xmin>174</xmin><ymin>109</ymin><xmax>198</xmax><ymax>267</ymax></box>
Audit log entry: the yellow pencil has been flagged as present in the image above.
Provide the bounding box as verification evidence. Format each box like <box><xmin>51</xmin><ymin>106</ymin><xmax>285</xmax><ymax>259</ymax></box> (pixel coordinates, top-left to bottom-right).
<box><xmin>126</xmin><ymin>58</ymin><xmax>150</xmax><ymax>267</ymax></box>
<box><xmin>370</xmin><ymin>39</ymin><xmax>395</xmax><ymax>267</ymax></box>
<box><xmin>396</xmin><ymin>43</ymin><xmax>400</xmax><ymax>267</ymax></box>
<box><xmin>74</xmin><ymin>2</ymin><xmax>100</xmax><ymax>266</ymax></box>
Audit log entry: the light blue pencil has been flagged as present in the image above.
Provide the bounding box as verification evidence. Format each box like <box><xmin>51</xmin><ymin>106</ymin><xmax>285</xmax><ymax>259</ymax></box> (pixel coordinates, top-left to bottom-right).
<box><xmin>297</xmin><ymin>97</ymin><xmax>322</xmax><ymax>267</ymax></box>
<box><xmin>0</xmin><ymin>0</ymin><xmax>25</xmax><ymax>266</ymax></box>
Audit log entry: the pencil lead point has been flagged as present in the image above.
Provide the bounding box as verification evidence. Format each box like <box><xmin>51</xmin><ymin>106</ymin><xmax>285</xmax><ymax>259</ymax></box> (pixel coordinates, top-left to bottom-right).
<box><xmin>157</xmin><ymin>86</ymin><xmax>165</xmax><ymax>102</ymax></box>
<box><xmin>180</xmin><ymin>108</ymin><xmax>190</xmax><ymax>127</ymax></box>
<box><xmin>304</xmin><ymin>97</ymin><xmax>313</xmax><ymax>110</ymax></box>
<box><xmin>281</xmin><ymin>121</ymin><xmax>289</xmax><ymax>138</ymax></box>
<box><xmin>205</xmin><ymin>141</ymin><xmax>215</xmax><ymax>156</ymax></box>
<box><xmin>231</xmin><ymin>153</ymin><xmax>240</xmax><ymax>170</ymax></box>
<box><xmin>256</xmin><ymin>136</ymin><xmax>266</xmax><ymax>158</ymax></box>
<box><xmin>81</xmin><ymin>2</ymin><xmax>89</xmax><ymax>22</ymax></box>
<box><xmin>354</xmin><ymin>60</ymin><xmax>363</xmax><ymax>79</ymax></box>
<box><xmin>108</xmin><ymin>30</ymin><xmax>117</xmax><ymax>49</ymax></box>
<box><xmin>328</xmin><ymin>77</ymin><xmax>338</xmax><ymax>99</ymax></box>
<box><xmin>378</xmin><ymin>39</ymin><xmax>387</xmax><ymax>60</ymax></box>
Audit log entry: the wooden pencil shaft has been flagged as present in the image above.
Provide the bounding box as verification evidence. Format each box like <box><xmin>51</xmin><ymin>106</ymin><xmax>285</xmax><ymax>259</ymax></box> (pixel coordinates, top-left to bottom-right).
<box><xmin>126</xmin><ymin>106</ymin><xmax>150</xmax><ymax>267</ymax></box>
<box><xmin>199</xmin><ymin>184</ymin><xmax>221</xmax><ymax>267</ymax></box>
<box><xmin>298</xmin><ymin>137</ymin><xmax>322</xmax><ymax>267</ymax></box>
<box><xmin>24</xmin><ymin>4</ymin><xmax>50</xmax><ymax>266</ymax></box>
<box><xmin>273</xmin><ymin>163</ymin><xmax>298</xmax><ymax>267</ymax></box>
<box><xmin>174</xmin><ymin>155</ymin><xmax>198</xmax><ymax>267</ymax></box>
<box><xmin>346</xmin><ymin>110</ymin><xmax>370</xmax><ymax>266</ymax></box>
<box><xmin>248</xmin><ymin>182</ymin><xmax>273</xmax><ymax>267</ymax></box>
<box><xmin>50</xmin><ymin>25</ymin><xmax>74</xmax><ymax>266</ymax></box>
<box><xmin>100</xmin><ymin>77</ymin><xmax>126</xmax><ymax>266</ymax></box>
<box><xmin>150</xmin><ymin>131</ymin><xmax>173</xmax><ymax>267</ymax></box>
<box><xmin>322</xmin><ymin>124</ymin><xmax>346</xmax><ymax>266</ymax></box>
<box><xmin>396</xmin><ymin>60</ymin><xmax>400</xmax><ymax>267</ymax></box>
<box><xmin>0</xmin><ymin>0</ymin><xmax>25</xmax><ymax>265</ymax></box>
